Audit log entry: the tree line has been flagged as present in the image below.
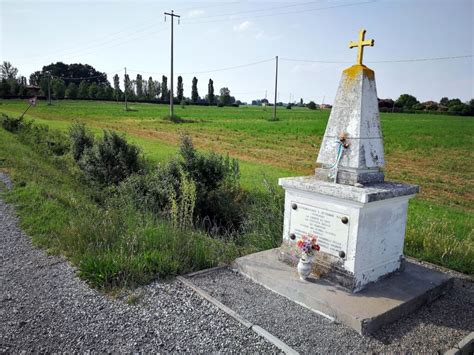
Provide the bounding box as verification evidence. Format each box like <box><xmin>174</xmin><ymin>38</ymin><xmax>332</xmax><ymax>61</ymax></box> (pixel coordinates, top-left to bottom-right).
<box><xmin>378</xmin><ymin>94</ymin><xmax>474</xmax><ymax>116</ymax></box>
<box><xmin>0</xmin><ymin>61</ymin><xmax>239</xmax><ymax>106</ymax></box>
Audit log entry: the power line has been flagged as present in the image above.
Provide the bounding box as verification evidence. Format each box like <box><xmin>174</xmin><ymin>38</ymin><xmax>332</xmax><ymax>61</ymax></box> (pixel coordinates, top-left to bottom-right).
<box><xmin>280</xmin><ymin>54</ymin><xmax>473</xmax><ymax>64</ymax></box>
<box><xmin>183</xmin><ymin>0</ymin><xmax>323</xmax><ymax>22</ymax></box>
<box><xmin>176</xmin><ymin>58</ymin><xmax>274</xmax><ymax>75</ymax></box>
<box><xmin>14</xmin><ymin>3</ymin><xmax>235</xmax><ymax>63</ymax></box>
<box><xmin>48</xmin><ymin>68</ymin><xmax>123</xmax><ymax>81</ymax></box>
<box><xmin>182</xmin><ymin>0</ymin><xmax>376</xmax><ymax>25</ymax></box>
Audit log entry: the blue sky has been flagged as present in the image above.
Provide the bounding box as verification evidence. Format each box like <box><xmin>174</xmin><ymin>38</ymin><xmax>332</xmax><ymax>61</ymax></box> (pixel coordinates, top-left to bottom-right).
<box><xmin>1</xmin><ymin>0</ymin><xmax>472</xmax><ymax>103</ymax></box>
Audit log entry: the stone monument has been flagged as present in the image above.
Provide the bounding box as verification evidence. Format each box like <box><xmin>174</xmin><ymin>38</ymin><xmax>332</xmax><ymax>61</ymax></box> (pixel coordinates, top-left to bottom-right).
<box><xmin>235</xmin><ymin>29</ymin><xmax>452</xmax><ymax>334</ymax></box>
<box><xmin>278</xmin><ymin>29</ymin><xmax>419</xmax><ymax>292</ymax></box>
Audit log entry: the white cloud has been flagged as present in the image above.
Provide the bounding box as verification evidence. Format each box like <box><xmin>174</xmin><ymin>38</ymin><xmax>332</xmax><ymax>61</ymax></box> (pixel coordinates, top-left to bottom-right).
<box><xmin>233</xmin><ymin>21</ymin><xmax>252</xmax><ymax>32</ymax></box>
<box><xmin>187</xmin><ymin>9</ymin><xmax>204</xmax><ymax>18</ymax></box>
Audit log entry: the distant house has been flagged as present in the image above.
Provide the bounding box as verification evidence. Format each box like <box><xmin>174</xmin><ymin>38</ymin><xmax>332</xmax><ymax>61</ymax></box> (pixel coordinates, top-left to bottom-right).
<box><xmin>24</xmin><ymin>85</ymin><xmax>41</xmax><ymax>97</ymax></box>
<box><xmin>319</xmin><ymin>103</ymin><xmax>332</xmax><ymax>109</ymax></box>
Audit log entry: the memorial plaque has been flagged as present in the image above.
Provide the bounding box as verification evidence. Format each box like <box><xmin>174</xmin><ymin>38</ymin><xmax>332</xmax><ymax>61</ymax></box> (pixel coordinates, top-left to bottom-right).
<box><xmin>289</xmin><ymin>202</ymin><xmax>349</xmax><ymax>257</ymax></box>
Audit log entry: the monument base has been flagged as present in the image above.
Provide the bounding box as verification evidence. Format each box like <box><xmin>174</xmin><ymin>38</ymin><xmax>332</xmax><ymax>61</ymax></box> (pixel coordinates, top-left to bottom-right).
<box><xmin>315</xmin><ymin>167</ymin><xmax>385</xmax><ymax>185</ymax></box>
<box><xmin>234</xmin><ymin>248</ymin><xmax>453</xmax><ymax>335</ymax></box>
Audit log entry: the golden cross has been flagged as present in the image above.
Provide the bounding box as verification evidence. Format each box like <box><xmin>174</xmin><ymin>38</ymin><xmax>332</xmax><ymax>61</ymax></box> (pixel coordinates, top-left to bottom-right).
<box><xmin>349</xmin><ymin>29</ymin><xmax>374</xmax><ymax>65</ymax></box>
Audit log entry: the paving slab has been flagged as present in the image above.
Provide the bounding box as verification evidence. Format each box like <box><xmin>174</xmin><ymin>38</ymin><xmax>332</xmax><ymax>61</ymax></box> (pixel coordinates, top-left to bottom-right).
<box><xmin>234</xmin><ymin>248</ymin><xmax>453</xmax><ymax>335</ymax></box>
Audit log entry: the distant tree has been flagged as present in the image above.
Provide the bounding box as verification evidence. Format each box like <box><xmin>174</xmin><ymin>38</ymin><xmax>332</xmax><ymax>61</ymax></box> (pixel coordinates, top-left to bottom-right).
<box><xmin>208</xmin><ymin>79</ymin><xmax>215</xmax><ymax>104</ymax></box>
<box><xmin>177</xmin><ymin>76</ymin><xmax>184</xmax><ymax>102</ymax></box>
<box><xmin>155</xmin><ymin>81</ymin><xmax>161</xmax><ymax>99</ymax></box>
<box><xmin>36</xmin><ymin>62</ymin><xmax>108</xmax><ymax>86</ymax></box>
<box><xmin>396</xmin><ymin>94</ymin><xmax>419</xmax><ymax>110</ymax></box>
<box><xmin>136</xmin><ymin>74</ymin><xmax>143</xmax><ymax>99</ymax></box>
<box><xmin>8</xmin><ymin>79</ymin><xmax>20</xmax><ymax>96</ymax></box>
<box><xmin>39</xmin><ymin>77</ymin><xmax>50</xmax><ymax>96</ymax></box>
<box><xmin>97</xmin><ymin>84</ymin><xmax>107</xmax><ymax>100</ymax></box>
<box><xmin>105</xmin><ymin>86</ymin><xmax>114</xmax><ymax>100</ymax></box>
<box><xmin>447</xmin><ymin>98</ymin><xmax>462</xmax><ymax>107</ymax></box>
<box><xmin>78</xmin><ymin>80</ymin><xmax>89</xmax><ymax>99</ymax></box>
<box><xmin>191</xmin><ymin>77</ymin><xmax>199</xmax><ymax>103</ymax></box>
<box><xmin>124</xmin><ymin>74</ymin><xmax>132</xmax><ymax>100</ymax></box>
<box><xmin>307</xmin><ymin>101</ymin><xmax>317</xmax><ymax>110</ymax></box>
<box><xmin>440</xmin><ymin>97</ymin><xmax>449</xmax><ymax>106</ymax></box>
<box><xmin>66</xmin><ymin>83</ymin><xmax>78</xmax><ymax>99</ymax></box>
<box><xmin>300</xmin><ymin>98</ymin><xmax>303</xmax><ymax>105</ymax></box>
<box><xmin>378</xmin><ymin>98</ymin><xmax>395</xmax><ymax>109</ymax></box>
<box><xmin>147</xmin><ymin>77</ymin><xmax>156</xmax><ymax>100</ymax></box>
<box><xmin>88</xmin><ymin>82</ymin><xmax>98</xmax><ymax>99</ymax></box>
<box><xmin>52</xmin><ymin>79</ymin><xmax>66</xmax><ymax>99</ymax></box>
<box><xmin>0</xmin><ymin>61</ymin><xmax>18</xmax><ymax>79</ymax></box>
<box><xmin>29</xmin><ymin>72</ymin><xmax>41</xmax><ymax>86</ymax></box>
<box><xmin>113</xmin><ymin>74</ymin><xmax>121</xmax><ymax>102</ymax></box>
<box><xmin>0</xmin><ymin>79</ymin><xmax>11</xmax><ymax>98</ymax></box>
<box><xmin>161</xmin><ymin>75</ymin><xmax>169</xmax><ymax>101</ymax></box>
<box><xmin>219</xmin><ymin>87</ymin><xmax>231</xmax><ymax>106</ymax></box>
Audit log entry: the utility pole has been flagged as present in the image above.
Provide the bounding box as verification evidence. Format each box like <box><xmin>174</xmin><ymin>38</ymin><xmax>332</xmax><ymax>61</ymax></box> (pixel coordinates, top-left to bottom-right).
<box><xmin>124</xmin><ymin>67</ymin><xmax>128</xmax><ymax>111</ymax></box>
<box><xmin>273</xmin><ymin>55</ymin><xmax>278</xmax><ymax>120</ymax></box>
<box><xmin>164</xmin><ymin>10</ymin><xmax>180</xmax><ymax>118</ymax></box>
<box><xmin>47</xmin><ymin>72</ymin><xmax>51</xmax><ymax>105</ymax></box>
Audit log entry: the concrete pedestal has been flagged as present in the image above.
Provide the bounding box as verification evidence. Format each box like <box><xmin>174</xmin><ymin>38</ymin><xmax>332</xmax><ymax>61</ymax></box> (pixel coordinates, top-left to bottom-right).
<box><xmin>234</xmin><ymin>249</ymin><xmax>453</xmax><ymax>335</ymax></box>
<box><xmin>279</xmin><ymin>176</ymin><xmax>419</xmax><ymax>292</ymax></box>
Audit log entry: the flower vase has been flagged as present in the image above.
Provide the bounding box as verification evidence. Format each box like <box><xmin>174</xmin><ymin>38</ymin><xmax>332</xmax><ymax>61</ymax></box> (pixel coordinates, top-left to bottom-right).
<box><xmin>297</xmin><ymin>256</ymin><xmax>314</xmax><ymax>281</ymax></box>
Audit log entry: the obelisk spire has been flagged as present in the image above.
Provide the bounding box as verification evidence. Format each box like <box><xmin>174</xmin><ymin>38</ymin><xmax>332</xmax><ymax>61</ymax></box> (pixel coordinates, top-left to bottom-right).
<box><xmin>316</xmin><ymin>29</ymin><xmax>384</xmax><ymax>185</ymax></box>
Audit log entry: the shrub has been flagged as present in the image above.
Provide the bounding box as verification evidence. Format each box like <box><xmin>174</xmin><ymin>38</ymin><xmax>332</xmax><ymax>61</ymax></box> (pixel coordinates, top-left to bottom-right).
<box><xmin>1</xmin><ymin>114</ymin><xmax>68</xmax><ymax>156</ymax></box>
<box><xmin>21</xmin><ymin>125</ymin><xmax>70</xmax><ymax>156</ymax></box>
<box><xmin>0</xmin><ymin>114</ymin><xmax>30</xmax><ymax>133</ymax></box>
<box><xmin>178</xmin><ymin>135</ymin><xmax>243</xmax><ymax>232</ymax></box>
<box><xmin>307</xmin><ymin>101</ymin><xmax>317</xmax><ymax>110</ymax></box>
<box><xmin>69</xmin><ymin>122</ymin><xmax>94</xmax><ymax>161</ymax></box>
<box><xmin>79</xmin><ymin>130</ymin><xmax>143</xmax><ymax>185</ymax></box>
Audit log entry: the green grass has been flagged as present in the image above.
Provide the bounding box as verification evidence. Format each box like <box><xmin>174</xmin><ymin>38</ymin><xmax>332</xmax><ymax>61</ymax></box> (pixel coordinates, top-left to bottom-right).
<box><xmin>0</xmin><ymin>99</ymin><xmax>473</xmax><ymax>274</ymax></box>
<box><xmin>0</xmin><ymin>128</ymin><xmax>237</xmax><ymax>288</ymax></box>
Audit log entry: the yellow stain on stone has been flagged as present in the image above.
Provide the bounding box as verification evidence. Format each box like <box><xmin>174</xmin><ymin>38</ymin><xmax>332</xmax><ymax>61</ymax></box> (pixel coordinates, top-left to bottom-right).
<box><xmin>343</xmin><ymin>64</ymin><xmax>375</xmax><ymax>82</ymax></box>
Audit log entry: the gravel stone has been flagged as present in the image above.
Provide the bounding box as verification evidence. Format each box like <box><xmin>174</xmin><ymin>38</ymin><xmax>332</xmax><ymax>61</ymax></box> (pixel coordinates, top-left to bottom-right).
<box><xmin>190</xmin><ymin>267</ymin><xmax>474</xmax><ymax>353</ymax></box>
<box><xmin>0</xmin><ymin>185</ymin><xmax>277</xmax><ymax>352</ymax></box>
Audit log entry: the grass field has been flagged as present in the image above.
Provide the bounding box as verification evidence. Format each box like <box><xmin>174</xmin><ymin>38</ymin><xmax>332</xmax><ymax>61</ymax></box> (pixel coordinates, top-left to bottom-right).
<box><xmin>1</xmin><ymin>99</ymin><xmax>473</xmax><ymax>274</ymax></box>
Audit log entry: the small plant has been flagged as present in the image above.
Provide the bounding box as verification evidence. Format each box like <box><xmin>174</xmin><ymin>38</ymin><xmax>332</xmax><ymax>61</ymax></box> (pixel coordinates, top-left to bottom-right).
<box><xmin>296</xmin><ymin>234</ymin><xmax>320</xmax><ymax>261</ymax></box>
<box><xmin>168</xmin><ymin>167</ymin><xmax>196</xmax><ymax>230</ymax></box>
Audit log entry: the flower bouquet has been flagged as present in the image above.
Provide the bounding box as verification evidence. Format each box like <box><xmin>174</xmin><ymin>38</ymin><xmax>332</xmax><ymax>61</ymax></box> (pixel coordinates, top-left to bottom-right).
<box><xmin>295</xmin><ymin>234</ymin><xmax>320</xmax><ymax>280</ymax></box>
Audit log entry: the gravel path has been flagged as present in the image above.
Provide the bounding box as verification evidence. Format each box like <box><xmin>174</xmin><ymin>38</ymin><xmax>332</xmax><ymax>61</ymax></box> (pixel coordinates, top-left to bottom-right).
<box><xmin>190</xmin><ymin>267</ymin><xmax>474</xmax><ymax>353</ymax></box>
<box><xmin>0</xmin><ymin>174</ymin><xmax>277</xmax><ymax>353</ymax></box>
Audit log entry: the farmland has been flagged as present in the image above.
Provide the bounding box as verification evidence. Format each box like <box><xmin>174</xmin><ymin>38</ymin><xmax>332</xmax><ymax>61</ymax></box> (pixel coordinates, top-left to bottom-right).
<box><xmin>0</xmin><ymin>99</ymin><xmax>473</xmax><ymax>274</ymax></box>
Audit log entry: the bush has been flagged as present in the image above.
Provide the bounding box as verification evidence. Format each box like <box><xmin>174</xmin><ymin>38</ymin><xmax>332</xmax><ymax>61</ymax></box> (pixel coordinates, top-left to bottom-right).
<box><xmin>0</xmin><ymin>114</ymin><xmax>30</xmax><ymax>133</ymax></box>
<box><xmin>1</xmin><ymin>114</ymin><xmax>69</xmax><ymax>156</ymax></box>
<box><xmin>79</xmin><ymin>130</ymin><xmax>143</xmax><ymax>185</ymax></box>
<box><xmin>307</xmin><ymin>101</ymin><xmax>317</xmax><ymax>110</ymax></box>
<box><xmin>171</xmin><ymin>135</ymin><xmax>244</xmax><ymax>233</ymax></box>
<box><xmin>112</xmin><ymin>158</ymin><xmax>184</xmax><ymax>217</ymax></box>
<box><xmin>69</xmin><ymin>122</ymin><xmax>94</xmax><ymax>161</ymax></box>
<box><xmin>21</xmin><ymin>125</ymin><xmax>70</xmax><ymax>156</ymax></box>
